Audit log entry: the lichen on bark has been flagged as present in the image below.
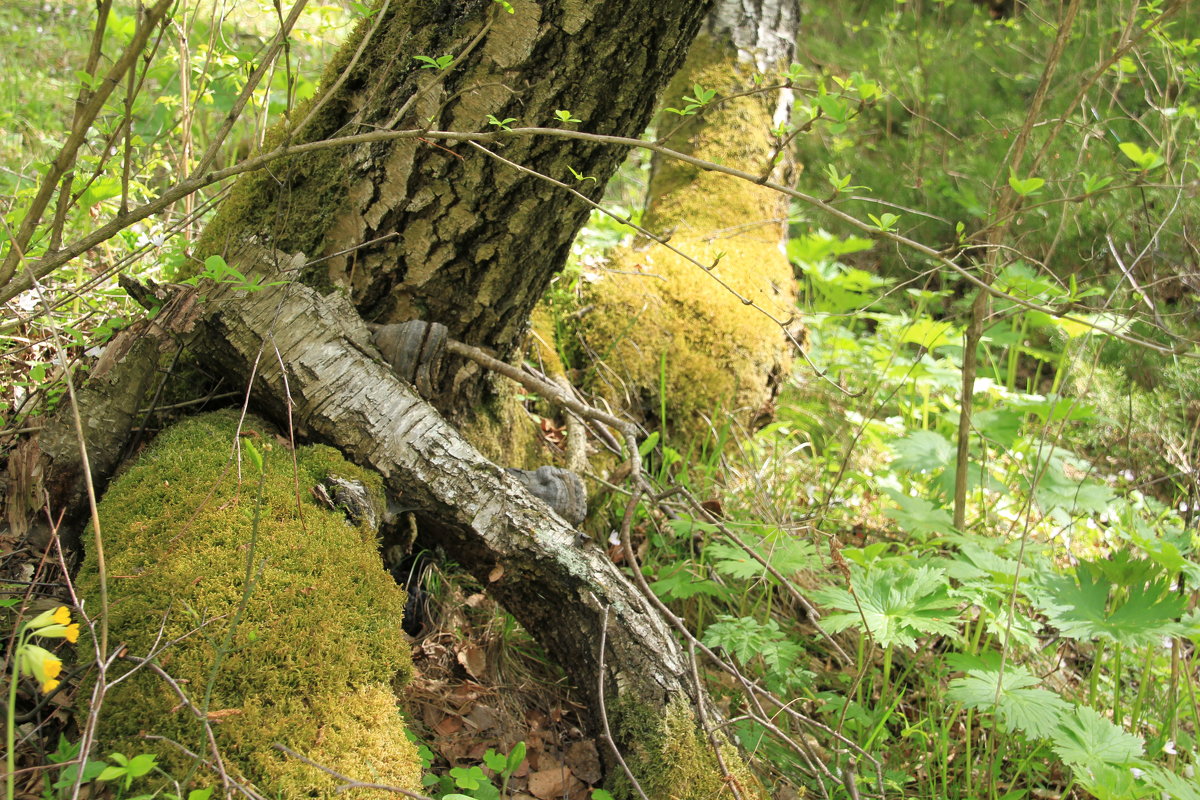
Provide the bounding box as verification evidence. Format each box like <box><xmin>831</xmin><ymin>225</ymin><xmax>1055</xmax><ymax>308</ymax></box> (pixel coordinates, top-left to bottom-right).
<box><xmin>77</xmin><ymin>410</ymin><xmax>419</xmax><ymax>797</ymax></box>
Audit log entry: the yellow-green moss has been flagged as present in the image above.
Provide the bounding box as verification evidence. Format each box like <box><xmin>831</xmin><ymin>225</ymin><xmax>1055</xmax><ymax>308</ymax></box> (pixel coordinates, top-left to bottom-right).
<box><xmin>576</xmin><ymin>35</ymin><xmax>797</xmax><ymax>442</ymax></box>
<box><xmin>78</xmin><ymin>410</ymin><xmax>419</xmax><ymax>797</ymax></box>
<box><xmin>612</xmin><ymin>696</ymin><xmax>764</xmax><ymax>800</ymax></box>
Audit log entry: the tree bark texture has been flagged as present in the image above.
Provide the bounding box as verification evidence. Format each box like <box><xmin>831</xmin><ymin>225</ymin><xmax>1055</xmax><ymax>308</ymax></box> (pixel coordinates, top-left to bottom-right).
<box><xmin>194</xmin><ymin>250</ymin><xmax>696</xmax><ymax>730</ymax></box>
<box><xmin>200</xmin><ymin>0</ymin><xmax>713</xmax><ymax>414</ymax></box>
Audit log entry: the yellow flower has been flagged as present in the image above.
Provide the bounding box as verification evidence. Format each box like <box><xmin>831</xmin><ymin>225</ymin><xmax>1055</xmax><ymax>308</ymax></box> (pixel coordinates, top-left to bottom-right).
<box><xmin>25</xmin><ymin>605</ymin><xmax>71</xmax><ymax>631</ymax></box>
<box><xmin>36</xmin><ymin>623</ymin><xmax>80</xmax><ymax>643</ymax></box>
<box><xmin>19</xmin><ymin>644</ymin><xmax>63</xmax><ymax>694</ymax></box>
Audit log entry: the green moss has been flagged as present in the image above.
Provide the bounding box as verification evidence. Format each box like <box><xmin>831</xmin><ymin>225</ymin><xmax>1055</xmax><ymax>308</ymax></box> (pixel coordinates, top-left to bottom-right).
<box><xmin>611</xmin><ymin>696</ymin><xmax>764</xmax><ymax>800</ymax></box>
<box><xmin>78</xmin><ymin>410</ymin><xmax>419</xmax><ymax>797</ymax></box>
<box><xmin>575</xmin><ymin>35</ymin><xmax>797</xmax><ymax>442</ymax></box>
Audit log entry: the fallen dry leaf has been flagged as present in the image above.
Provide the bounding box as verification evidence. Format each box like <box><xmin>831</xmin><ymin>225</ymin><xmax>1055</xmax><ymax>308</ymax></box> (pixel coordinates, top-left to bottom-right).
<box><xmin>564</xmin><ymin>740</ymin><xmax>602</xmax><ymax>785</ymax></box>
<box><xmin>434</xmin><ymin>715</ymin><xmax>464</xmax><ymax>736</ymax></box>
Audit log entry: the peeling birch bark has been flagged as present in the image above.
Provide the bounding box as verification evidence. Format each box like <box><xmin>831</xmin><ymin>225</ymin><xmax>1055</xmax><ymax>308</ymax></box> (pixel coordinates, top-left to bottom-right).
<box><xmin>196</xmin><ymin>249</ymin><xmax>695</xmax><ymax>723</ymax></box>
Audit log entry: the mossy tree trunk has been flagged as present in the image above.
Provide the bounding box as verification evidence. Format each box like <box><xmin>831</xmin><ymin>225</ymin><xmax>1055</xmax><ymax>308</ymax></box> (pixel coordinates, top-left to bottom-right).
<box><xmin>199</xmin><ymin>0</ymin><xmax>713</xmax><ymax>418</ymax></box>
<box><xmin>575</xmin><ymin>0</ymin><xmax>802</xmax><ymax>441</ymax></box>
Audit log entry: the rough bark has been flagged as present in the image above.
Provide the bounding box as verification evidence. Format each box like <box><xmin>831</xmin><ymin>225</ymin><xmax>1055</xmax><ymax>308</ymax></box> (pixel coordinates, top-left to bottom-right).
<box><xmin>200</xmin><ymin>0</ymin><xmax>714</xmax><ymax>415</ymax></box>
<box><xmin>4</xmin><ymin>287</ymin><xmax>204</xmax><ymax>547</ymax></box>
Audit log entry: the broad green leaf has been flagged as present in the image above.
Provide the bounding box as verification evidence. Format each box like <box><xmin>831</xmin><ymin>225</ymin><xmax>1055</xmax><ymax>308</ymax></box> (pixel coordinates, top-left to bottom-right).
<box><xmin>1051</xmin><ymin>706</ymin><xmax>1144</xmax><ymax>771</ymax></box>
<box><xmin>1118</xmin><ymin>142</ymin><xmax>1165</xmax><ymax>171</ymax></box>
<box><xmin>891</xmin><ymin>430</ymin><xmax>955</xmax><ymax>473</ymax></box>
<box><xmin>973</xmin><ymin>409</ymin><xmax>1023</xmax><ymax>449</ymax></box>
<box><xmin>897</xmin><ymin>318</ymin><xmax>960</xmax><ymax>351</ymax></box>
<box><xmin>947</xmin><ymin>665</ymin><xmax>1069</xmax><ymax>738</ymax></box>
<box><xmin>1037</xmin><ymin>562</ymin><xmax>1186</xmax><ymax>646</ymax></box>
<box><xmin>1007</xmin><ymin>173</ymin><xmax>1045</xmax><ymax>196</ymax></box>
<box><xmin>882</xmin><ymin>489</ymin><xmax>957</xmax><ymax>538</ymax></box>
<box><xmin>814</xmin><ymin>564</ymin><xmax>959</xmax><ymax>649</ymax></box>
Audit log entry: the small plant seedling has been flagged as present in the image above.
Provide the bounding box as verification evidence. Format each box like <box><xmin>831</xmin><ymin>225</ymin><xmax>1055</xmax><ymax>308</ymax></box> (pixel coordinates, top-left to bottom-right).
<box><xmin>554</xmin><ymin>109</ymin><xmax>582</xmax><ymax>124</ymax></box>
<box><xmin>1007</xmin><ymin>171</ymin><xmax>1045</xmax><ymax>196</ymax></box>
<box><xmin>665</xmin><ymin>83</ymin><xmax>717</xmax><ymax>116</ymax></box>
<box><xmin>414</xmin><ymin>54</ymin><xmax>454</xmax><ymax>70</ymax></box>
<box><xmin>1118</xmin><ymin>142</ymin><xmax>1165</xmax><ymax>171</ymax></box>
<box><xmin>487</xmin><ymin>114</ymin><xmax>517</xmax><ymax>131</ymax></box>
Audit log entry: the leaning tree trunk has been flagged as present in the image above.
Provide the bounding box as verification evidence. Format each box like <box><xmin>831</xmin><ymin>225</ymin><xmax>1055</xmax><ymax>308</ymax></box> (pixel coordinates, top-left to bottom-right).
<box><xmin>198</xmin><ymin>0</ymin><xmax>714</xmax><ymax>418</ymax></box>
<box><xmin>575</xmin><ymin>0</ymin><xmax>802</xmax><ymax>441</ymax></box>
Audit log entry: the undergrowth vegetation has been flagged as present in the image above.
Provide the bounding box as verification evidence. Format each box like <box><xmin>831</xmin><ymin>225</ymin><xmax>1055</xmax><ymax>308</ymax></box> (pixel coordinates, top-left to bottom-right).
<box><xmin>3</xmin><ymin>1</ymin><xmax>1200</xmax><ymax>800</ymax></box>
<box><xmin>560</xmin><ymin>2</ymin><xmax>1200</xmax><ymax>798</ymax></box>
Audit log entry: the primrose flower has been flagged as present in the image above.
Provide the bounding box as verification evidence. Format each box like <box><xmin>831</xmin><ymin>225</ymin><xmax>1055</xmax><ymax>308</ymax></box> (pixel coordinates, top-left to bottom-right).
<box><xmin>19</xmin><ymin>644</ymin><xmax>63</xmax><ymax>693</ymax></box>
<box><xmin>34</xmin><ymin>622</ymin><xmax>80</xmax><ymax>643</ymax></box>
<box><xmin>24</xmin><ymin>605</ymin><xmax>71</xmax><ymax>631</ymax></box>
<box><xmin>23</xmin><ymin>606</ymin><xmax>79</xmax><ymax>643</ymax></box>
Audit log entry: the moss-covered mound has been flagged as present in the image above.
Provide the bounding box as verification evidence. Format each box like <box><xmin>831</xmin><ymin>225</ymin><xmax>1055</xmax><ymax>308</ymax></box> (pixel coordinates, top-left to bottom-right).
<box><xmin>78</xmin><ymin>410</ymin><xmax>419</xmax><ymax>797</ymax></box>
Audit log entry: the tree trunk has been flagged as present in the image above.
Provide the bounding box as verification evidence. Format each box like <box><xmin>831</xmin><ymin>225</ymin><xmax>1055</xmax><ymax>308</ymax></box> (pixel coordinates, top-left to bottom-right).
<box><xmin>199</xmin><ymin>0</ymin><xmax>714</xmax><ymax>416</ymax></box>
<box><xmin>4</xmin><ymin>0</ymin><xmax>760</xmax><ymax>791</ymax></box>
<box><xmin>575</xmin><ymin>0</ymin><xmax>801</xmax><ymax>439</ymax></box>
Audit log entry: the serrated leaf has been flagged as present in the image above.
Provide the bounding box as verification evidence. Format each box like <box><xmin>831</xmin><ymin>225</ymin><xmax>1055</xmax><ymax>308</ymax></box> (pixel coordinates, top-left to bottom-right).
<box><xmin>947</xmin><ymin>665</ymin><xmax>1069</xmax><ymax>738</ymax></box>
<box><xmin>1038</xmin><ymin>562</ymin><xmax>1186</xmax><ymax>646</ymax></box>
<box><xmin>814</xmin><ymin>565</ymin><xmax>959</xmax><ymax>650</ymax></box>
<box><xmin>882</xmin><ymin>489</ymin><xmax>957</xmax><ymax>538</ymax></box>
<box><xmin>891</xmin><ymin>430</ymin><xmax>955</xmax><ymax>473</ymax></box>
<box><xmin>702</xmin><ymin>615</ymin><xmax>803</xmax><ymax>675</ymax></box>
<box><xmin>651</xmin><ymin>566</ymin><xmax>726</xmax><ymax>600</ymax></box>
<box><xmin>1051</xmin><ymin>706</ymin><xmax>1144</xmax><ymax>771</ymax></box>
<box><xmin>1144</xmin><ymin>766</ymin><xmax>1200</xmax><ymax>800</ymax></box>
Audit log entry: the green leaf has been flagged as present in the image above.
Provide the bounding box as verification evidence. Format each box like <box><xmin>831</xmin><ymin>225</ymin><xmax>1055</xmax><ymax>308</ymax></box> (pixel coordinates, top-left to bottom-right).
<box><xmin>1037</xmin><ymin>562</ymin><xmax>1186</xmax><ymax>646</ymax></box>
<box><xmin>947</xmin><ymin>664</ymin><xmax>1069</xmax><ymax>738</ymax></box>
<box><xmin>638</xmin><ymin>431</ymin><xmax>660</xmax><ymax>458</ymax></box>
<box><xmin>868</xmin><ymin>212</ymin><xmax>900</xmax><ymax>232</ymax></box>
<box><xmin>413</xmin><ymin>54</ymin><xmax>453</xmax><ymax>70</ymax></box>
<box><xmin>1007</xmin><ymin>172</ymin><xmax>1046</xmax><ymax>196</ymax></box>
<box><xmin>483</xmin><ymin>749</ymin><xmax>508</xmax><ymax>772</ymax></box>
<box><xmin>242</xmin><ymin>438</ymin><xmax>264</xmax><ymax>475</ymax></box>
<box><xmin>814</xmin><ymin>565</ymin><xmax>959</xmax><ymax>650</ymax></box>
<box><xmin>882</xmin><ymin>490</ymin><xmax>957</xmax><ymax>539</ymax></box>
<box><xmin>1144</xmin><ymin>766</ymin><xmax>1200</xmax><ymax>800</ymax></box>
<box><xmin>651</xmin><ymin>565</ymin><xmax>726</xmax><ymax>600</ymax></box>
<box><xmin>505</xmin><ymin>741</ymin><xmax>526</xmax><ymax>774</ymax></box>
<box><xmin>1051</xmin><ymin>706</ymin><xmax>1144</xmax><ymax>771</ymax></box>
<box><xmin>1118</xmin><ymin>142</ymin><xmax>1165</xmax><ymax>171</ymax></box>
<box><xmin>125</xmin><ymin>753</ymin><xmax>157</xmax><ymax>779</ymax></box>
<box><xmin>702</xmin><ymin>615</ymin><xmax>804</xmax><ymax>676</ymax></box>
<box><xmin>973</xmin><ymin>409</ymin><xmax>1023</xmax><ymax>449</ymax></box>
<box><xmin>891</xmin><ymin>430</ymin><xmax>955</xmax><ymax>473</ymax></box>
<box><xmin>706</xmin><ymin>536</ymin><xmax>816</xmax><ymax>581</ymax></box>
<box><xmin>897</xmin><ymin>318</ymin><xmax>960</xmax><ymax>351</ymax></box>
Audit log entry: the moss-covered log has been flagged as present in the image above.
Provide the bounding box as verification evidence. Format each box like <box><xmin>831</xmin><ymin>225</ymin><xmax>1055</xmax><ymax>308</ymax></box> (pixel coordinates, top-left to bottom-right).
<box><xmin>78</xmin><ymin>410</ymin><xmax>419</xmax><ymax>797</ymax></box>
